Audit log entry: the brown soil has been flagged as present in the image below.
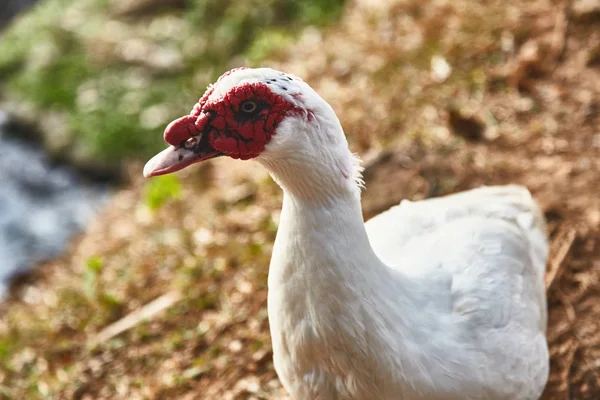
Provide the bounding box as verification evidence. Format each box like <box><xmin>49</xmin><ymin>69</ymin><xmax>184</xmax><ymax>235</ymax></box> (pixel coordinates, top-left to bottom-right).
<box><xmin>1</xmin><ymin>0</ymin><xmax>599</xmax><ymax>399</ymax></box>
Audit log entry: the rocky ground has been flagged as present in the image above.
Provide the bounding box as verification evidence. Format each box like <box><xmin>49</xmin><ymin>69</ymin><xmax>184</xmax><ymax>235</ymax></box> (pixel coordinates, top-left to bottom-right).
<box><xmin>1</xmin><ymin>0</ymin><xmax>599</xmax><ymax>399</ymax></box>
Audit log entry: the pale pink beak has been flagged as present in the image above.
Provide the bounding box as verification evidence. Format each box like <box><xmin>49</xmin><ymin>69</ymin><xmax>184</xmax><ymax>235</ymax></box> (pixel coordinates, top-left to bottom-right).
<box><xmin>143</xmin><ymin>115</ymin><xmax>221</xmax><ymax>178</ymax></box>
<box><xmin>143</xmin><ymin>145</ymin><xmax>209</xmax><ymax>178</ymax></box>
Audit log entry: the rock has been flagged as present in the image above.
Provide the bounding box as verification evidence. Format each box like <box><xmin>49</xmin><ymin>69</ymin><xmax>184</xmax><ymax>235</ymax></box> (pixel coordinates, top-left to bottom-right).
<box><xmin>430</xmin><ymin>55</ymin><xmax>452</xmax><ymax>83</ymax></box>
<box><xmin>446</xmin><ymin>107</ymin><xmax>486</xmax><ymax>142</ymax></box>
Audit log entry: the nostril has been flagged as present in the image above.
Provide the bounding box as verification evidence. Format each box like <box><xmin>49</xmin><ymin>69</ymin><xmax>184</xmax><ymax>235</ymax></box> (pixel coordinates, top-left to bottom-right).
<box><xmin>185</xmin><ymin>136</ymin><xmax>199</xmax><ymax>147</ymax></box>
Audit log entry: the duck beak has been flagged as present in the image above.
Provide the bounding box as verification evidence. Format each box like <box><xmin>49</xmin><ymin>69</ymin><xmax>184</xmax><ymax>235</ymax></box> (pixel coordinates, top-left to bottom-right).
<box><xmin>143</xmin><ymin>115</ymin><xmax>222</xmax><ymax>178</ymax></box>
<box><xmin>143</xmin><ymin>143</ymin><xmax>220</xmax><ymax>178</ymax></box>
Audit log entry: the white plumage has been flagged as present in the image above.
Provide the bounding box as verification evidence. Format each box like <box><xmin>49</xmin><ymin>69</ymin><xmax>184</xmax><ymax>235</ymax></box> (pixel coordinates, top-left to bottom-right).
<box><xmin>145</xmin><ymin>68</ymin><xmax>549</xmax><ymax>399</ymax></box>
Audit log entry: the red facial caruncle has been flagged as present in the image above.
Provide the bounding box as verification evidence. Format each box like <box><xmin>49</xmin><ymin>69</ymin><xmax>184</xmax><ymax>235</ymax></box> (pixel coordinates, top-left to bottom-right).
<box><xmin>163</xmin><ymin>80</ymin><xmax>296</xmax><ymax>160</ymax></box>
<box><xmin>143</xmin><ymin>68</ymin><xmax>301</xmax><ymax>178</ymax></box>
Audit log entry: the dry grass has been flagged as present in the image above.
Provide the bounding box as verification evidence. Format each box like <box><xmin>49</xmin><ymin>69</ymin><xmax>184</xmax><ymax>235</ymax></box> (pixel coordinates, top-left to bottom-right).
<box><xmin>1</xmin><ymin>0</ymin><xmax>599</xmax><ymax>399</ymax></box>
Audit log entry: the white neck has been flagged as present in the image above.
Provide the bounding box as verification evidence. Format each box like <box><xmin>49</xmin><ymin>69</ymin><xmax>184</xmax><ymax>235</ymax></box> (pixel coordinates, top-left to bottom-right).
<box><xmin>257</xmin><ymin>110</ymin><xmax>395</xmax><ymax>300</ymax></box>
<box><xmin>258</xmin><ymin>108</ymin><xmax>387</xmax><ymax>285</ymax></box>
<box><xmin>263</xmin><ymin>143</ymin><xmax>382</xmax><ymax>282</ymax></box>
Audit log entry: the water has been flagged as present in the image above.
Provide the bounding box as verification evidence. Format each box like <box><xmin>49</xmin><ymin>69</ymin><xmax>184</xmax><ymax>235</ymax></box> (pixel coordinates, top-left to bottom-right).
<box><xmin>0</xmin><ymin>0</ymin><xmax>39</xmax><ymax>29</ymax></box>
<box><xmin>0</xmin><ymin>111</ymin><xmax>109</xmax><ymax>297</ymax></box>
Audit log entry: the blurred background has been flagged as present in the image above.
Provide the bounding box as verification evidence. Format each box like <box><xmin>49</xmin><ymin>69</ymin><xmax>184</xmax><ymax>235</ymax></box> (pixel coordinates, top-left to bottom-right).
<box><xmin>0</xmin><ymin>0</ymin><xmax>598</xmax><ymax>399</ymax></box>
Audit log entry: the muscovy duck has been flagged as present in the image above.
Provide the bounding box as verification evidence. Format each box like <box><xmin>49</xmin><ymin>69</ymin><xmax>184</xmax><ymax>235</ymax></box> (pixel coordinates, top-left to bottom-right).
<box><xmin>144</xmin><ymin>67</ymin><xmax>549</xmax><ymax>400</ymax></box>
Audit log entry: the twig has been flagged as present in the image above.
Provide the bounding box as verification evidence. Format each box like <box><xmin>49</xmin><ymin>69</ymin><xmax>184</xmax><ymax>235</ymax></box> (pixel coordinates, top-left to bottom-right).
<box><xmin>558</xmin><ymin>291</ymin><xmax>600</xmax><ymax>388</ymax></box>
<box><xmin>88</xmin><ymin>291</ymin><xmax>182</xmax><ymax>348</ymax></box>
<box><xmin>545</xmin><ymin>225</ymin><xmax>577</xmax><ymax>291</ymax></box>
<box><xmin>550</xmin><ymin>5</ymin><xmax>569</xmax><ymax>65</ymax></box>
<box><xmin>563</xmin><ymin>339</ymin><xmax>578</xmax><ymax>398</ymax></box>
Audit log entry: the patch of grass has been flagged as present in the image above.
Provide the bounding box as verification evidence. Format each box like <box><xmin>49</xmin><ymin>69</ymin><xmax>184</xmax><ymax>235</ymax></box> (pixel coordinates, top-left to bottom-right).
<box><xmin>83</xmin><ymin>255</ymin><xmax>103</xmax><ymax>298</ymax></box>
<box><xmin>246</xmin><ymin>29</ymin><xmax>295</xmax><ymax>64</ymax></box>
<box><xmin>144</xmin><ymin>175</ymin><xmax>182</xmax><ymax>210</ymax></box>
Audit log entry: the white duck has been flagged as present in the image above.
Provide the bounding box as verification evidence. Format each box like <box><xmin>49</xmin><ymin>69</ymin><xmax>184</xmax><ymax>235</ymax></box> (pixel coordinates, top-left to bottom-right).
<box><xmin>144</xmin><ymin>67</ymin><xmax>549</xmax><ymax>400</ymax></box>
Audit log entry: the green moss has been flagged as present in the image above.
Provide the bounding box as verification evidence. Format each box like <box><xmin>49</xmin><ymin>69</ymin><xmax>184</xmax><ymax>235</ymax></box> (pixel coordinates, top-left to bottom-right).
<box><xmin>144</xmin><ymin>175</ymin><xmax>182</xmax><ymax>210</ymax></box>
<box><xmin>246</xmin><ymin>29</ymin><xmax>295</xmax><ymax>64</ymax></box>
<box><xmin>0</xmin><ymin>0</ymin><xmax>347</xmax><ymax>163</ymax></box>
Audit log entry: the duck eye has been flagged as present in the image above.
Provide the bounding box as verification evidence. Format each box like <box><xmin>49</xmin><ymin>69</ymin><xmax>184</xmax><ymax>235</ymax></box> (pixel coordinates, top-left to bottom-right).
<box><xmin>241</xmin><ymin>101</ymin><xmax>257</xmax><ymax>113</ymax></box>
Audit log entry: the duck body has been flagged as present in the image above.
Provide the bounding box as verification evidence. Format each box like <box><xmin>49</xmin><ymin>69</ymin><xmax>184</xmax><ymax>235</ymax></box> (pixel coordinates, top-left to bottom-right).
<box><xmin>268</xmin><ymin>184</ymin><xmax>548</xmax><ymax>400</ymax></box>
<box><xmin>143</xmin><ymin>67</ymin><xmax>549</xmax><ymax>400</ymax></box>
